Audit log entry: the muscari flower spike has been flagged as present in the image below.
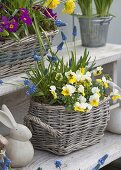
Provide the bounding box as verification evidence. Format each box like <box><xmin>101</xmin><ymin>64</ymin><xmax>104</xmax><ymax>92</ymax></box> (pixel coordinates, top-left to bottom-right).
<box><xmin>54</xmin><ymin>160</ymin><xmax>62</xmax><ymax>169</ymax></box>
<box><xmin>55</xmin><ymin>20</ymin><xmax>67</xmax><ymax>27</ymax></box>
<box><xmin>57</xmin><ymin>42</ymin><xmax>64</xmax><ymax>51</ymax></box>
<box><xmin>26</xmin><ymin>84</ymin><xmax>37</xmax><ymax>95</ymax></box>
<box><xmin>24</xmin><ymin>79</ymin><xmax>30</xmax><ymax>86</ymax></box>
<box><xmin>61</xmin><ymin>31</ymin><xmax>67</xmax><ymax>41</ymax></box>
<box><xmin>98</xmin><ymin>154</ymin><xmax>108</xmax><ymax>166</ymax></box>
<box><xmin>47</xmin><ymin>55</ymin><xmax>58</xmax><ymax>63</ymax></box>
<box><xmin>33</xmin><ymin>54</ymin><xmax>41</xmax><ymax>61</ymax></box>
<box><xmin>92</xmin><ymin>154</ymin><xmax>108</xmax><ymax>170</ymax></box>
<box><xmin>3</xmin><ymin>156</ymin><xmax>11</xmax><ymax>170</ymax></box>
<box><xmin>69</xmin><ymin>58</ymin><xmax>72</xmax><ymax>67</ymax></box>
<box><xmin>0</xmin><ymin>79</ymin><xmax>3</xmax><ymax>85</ymax></box>
<box><xmin>72</xmin><ymin>25</ymin><xmax>77</xmax><ymax>37</ymax></box>
<box><xmin>37</xmin><ymin>167</ymin><xmax>42</xmax><ymax>170</ymax></box>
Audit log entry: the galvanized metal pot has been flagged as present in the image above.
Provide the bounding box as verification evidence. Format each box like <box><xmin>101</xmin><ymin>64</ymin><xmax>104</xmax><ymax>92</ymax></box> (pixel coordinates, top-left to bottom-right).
<box><xmin>78</xmin><ymin>16</ymin><xmax>113</xmax><ymax>47</ymax></box>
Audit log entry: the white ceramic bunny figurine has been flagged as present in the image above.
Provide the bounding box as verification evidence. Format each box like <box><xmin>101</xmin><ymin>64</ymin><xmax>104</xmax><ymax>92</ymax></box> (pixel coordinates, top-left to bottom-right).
<box><xmin>0</xmin><ymin>104</ymin><xmax>34</xmax><ymax>168</ymax></box>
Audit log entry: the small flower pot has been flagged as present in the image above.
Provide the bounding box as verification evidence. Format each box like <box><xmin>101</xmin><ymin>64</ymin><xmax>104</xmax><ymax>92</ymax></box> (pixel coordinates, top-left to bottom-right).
<box><xmin>78</xmin><ymin>16</ymin><xmax>113</xmax><ymax>47</ymax></box>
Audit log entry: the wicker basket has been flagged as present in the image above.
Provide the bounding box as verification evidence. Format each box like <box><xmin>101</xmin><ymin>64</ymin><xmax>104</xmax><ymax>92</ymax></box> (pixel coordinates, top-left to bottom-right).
<box><xmin>0</xmin><ymin>30</ymin><xmax>58</xmax><ymax>78</ymax></box>
<box><xmin>24</xmin><ymin>97</ymin><xmax>110</xmax><ymax>155</ymax></box>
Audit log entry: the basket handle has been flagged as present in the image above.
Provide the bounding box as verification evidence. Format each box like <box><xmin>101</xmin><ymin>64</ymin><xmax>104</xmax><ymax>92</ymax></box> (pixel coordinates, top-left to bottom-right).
<box><xmin>109</xmin><ymin>81</ymin><xmax>121</xmax><ymax>109</ymax></box>
<box><xmin>24</xmin><ymin>114</ymin><xmax>62</xmax><ymax>138</ymax></box>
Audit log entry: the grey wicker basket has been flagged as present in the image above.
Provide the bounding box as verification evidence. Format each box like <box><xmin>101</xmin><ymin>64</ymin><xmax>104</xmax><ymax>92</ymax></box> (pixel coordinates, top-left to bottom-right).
<box><xmin>24</xmin><ymin>97</ymin><xmax>110</xmax><ymax>155</ymax></box>
<box><xmin>0</xmin><ymin>30</ymin><xmax>58</xmax><ymax>78</ymax></box>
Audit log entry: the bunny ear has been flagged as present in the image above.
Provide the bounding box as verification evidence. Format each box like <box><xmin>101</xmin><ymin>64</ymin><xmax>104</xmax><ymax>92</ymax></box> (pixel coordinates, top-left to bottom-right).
<box><xmin>0</xmin><ymin>105</ymin><xmax>17</xmax><ymax>129</ymax></box>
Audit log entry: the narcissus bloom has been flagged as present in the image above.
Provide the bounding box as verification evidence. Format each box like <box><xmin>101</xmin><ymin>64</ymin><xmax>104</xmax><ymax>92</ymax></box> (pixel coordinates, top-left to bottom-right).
<box><xmin>44</xmin><ymin>0</ymin><xmax>60</xmax><ymax>9</ymax></box>
<box><xmin>62</xmin><ymin>0</ymin><xmax>75</xmax><ymax>14</ymax></box>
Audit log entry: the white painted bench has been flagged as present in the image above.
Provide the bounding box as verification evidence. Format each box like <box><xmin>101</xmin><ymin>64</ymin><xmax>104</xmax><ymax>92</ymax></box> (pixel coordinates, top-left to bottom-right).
<box><xmin>1</xmin><ymin>42</ymin><xmax>121</xmax><ymax>170</ymax></box>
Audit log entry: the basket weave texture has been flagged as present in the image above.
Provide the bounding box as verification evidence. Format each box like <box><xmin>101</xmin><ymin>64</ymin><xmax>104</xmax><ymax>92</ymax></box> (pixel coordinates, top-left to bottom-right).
<box><xmin>24</xmin><ymin>97</ymin><xmax>110</xmax><ymax>155</ymax></box>
<box><xmin>0</xmin><ymin>30</ymin><xmax>58</xmax><ymax>78</ymax></box>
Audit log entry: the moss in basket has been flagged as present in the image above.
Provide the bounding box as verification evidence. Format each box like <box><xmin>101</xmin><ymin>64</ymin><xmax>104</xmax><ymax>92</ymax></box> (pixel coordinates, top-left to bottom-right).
<box><xmin>20</xmin><ymin>26</ymin><xmax>121</xmax><ymax>114</ymax></box>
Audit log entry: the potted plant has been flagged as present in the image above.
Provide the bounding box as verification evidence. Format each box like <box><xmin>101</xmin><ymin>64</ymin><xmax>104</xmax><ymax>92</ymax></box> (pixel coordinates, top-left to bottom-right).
<box><xmin>0</xmin><ymin>0</ymin><xmax>64</xmax><ymax>78</ymax></box>
<box><xmin>76</xmin><ymin>0</ymin><xmax>113</xmax><ymax>47</ymax></box>
<box><xmin>22</xmin><ymin>27</ymin><xmax>121</xmax><ymax>155</ymax></box>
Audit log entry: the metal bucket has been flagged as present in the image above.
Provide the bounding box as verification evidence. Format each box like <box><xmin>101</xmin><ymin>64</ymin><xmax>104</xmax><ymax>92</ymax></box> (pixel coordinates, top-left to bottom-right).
<box><xmin>78</xmin><ymin>16</ymin><xmax>113</xmax><ymax>47</ymax></box>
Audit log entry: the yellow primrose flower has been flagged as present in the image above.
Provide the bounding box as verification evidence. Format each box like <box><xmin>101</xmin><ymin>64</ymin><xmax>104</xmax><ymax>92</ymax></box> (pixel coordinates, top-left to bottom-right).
<box><xmin>65</xmin><ymin>70</ymin><xmax>77</xmax><ymax>84</ymax></box>
<box><xmin>50</xmin><ymin>85</ymin><xmax>57</xmax><ymax>99</ymax></box>
<box><xmin>62</xmin><ymin>0</ymin><xmax>75</xmax><ymax>14</ymax></box>
<box><xmin>93</xmin><ymin>66</ymin><xmax>103</xmax><ymax>76</ymax></box>
<box><xmin>112</xmin><ymin>95</ymin><xmax>120</xmax><ymax>101</ymax></box>
<box><xmin>110</xmin><ymin>89</ymin><xmax>121</xmax><ymax>101</ymax></box>
<box><xmin>89</xmin><ymin>93</ymin><xmax>100</xmax><ymax>107</ymax></box>
<box><xmin>51</xmin><ymin>91</ymin><xmax>57</xmax><ymax>99</ymax></box>
<box><xmin>55</xmin><ymin>73</ymin><xmax>63</xmax><ymax>81</ymax></box>
<box><xmin>102</xmin><ymin>76</ymin><xmax>109</xmax><ymax>88</ymax></box>
<box><xmin>74</xmin><ymin>102</ymin><xmax>86</xmax><ymax>112</ymax></box>
<box><xmin>62</xmin><ymin>84</ymin><xmax>76</xmax><ymax>96</ymax></box>
<box><xmin>80</xmin><ymin>67</ymin><xmax>85</xmax><ymax>75</ymax></box>
<box><xmin>96</xmin><ymin>79</ymin><xmax>103</xmax><ymax>84</ymax></box>
<box><xmin>44</xmin><ymin>0</ymin><xmax>60</xmax><ymax>9</ymax></box>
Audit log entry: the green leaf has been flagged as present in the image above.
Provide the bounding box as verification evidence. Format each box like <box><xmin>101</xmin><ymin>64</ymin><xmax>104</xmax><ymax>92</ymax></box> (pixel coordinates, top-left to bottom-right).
<box><xmin>34</xmin><ymin>91</ymin><xmax>44</xmax><ymax>97</ymax></box>
<box><xmin>0</xmin><ymin>30</ymin><xmax>9</xmax><ymax>37</ymax></box>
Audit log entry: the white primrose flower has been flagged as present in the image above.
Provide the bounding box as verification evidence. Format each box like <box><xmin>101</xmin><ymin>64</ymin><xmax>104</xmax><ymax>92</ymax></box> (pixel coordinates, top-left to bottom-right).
<box><xmin>85</xmin><ymin>103</ymin><xmax>92</xmax><ymax>112</ymax></box>
<box><xmin>79</xmin><ymin>95</ymin><xmax>86</xmax><ymax>103</ymax></box>
<box><xmin>50</xmin><ymin>86</ymin><xmax>57</xmax><ymax>99</ymax></box>
<box><xmin>78</xmin><ymin>85</ymin><xmax>84</xmax><ymax>94</ymax></box>
<box><xmin>62</xmin><ymin>84</ymin><xmax>76</xmax><ymax>96</ymax></box>
<box><xmin>76</xmin><ymin>70</ymin><xmax>82</xmax><ymax>82</ymax></box>
<box><xmin>92</xmin><ymin>87</ymin><xmax>100</xmax><ymax>94</ymax></box>
<box><xmin>50</xmin><ymin>85</ymin><xmax>56</xmax><ymax>91</ymax></box>
<box><xmin>85</xmin><ymin>71</ymin><xmax>91</xmax><ymax>77</ymax></box>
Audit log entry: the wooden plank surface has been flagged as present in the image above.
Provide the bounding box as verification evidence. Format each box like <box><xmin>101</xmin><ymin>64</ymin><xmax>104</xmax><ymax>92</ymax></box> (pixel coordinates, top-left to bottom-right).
<box><xmin>13</xmin><ymin>132</ymin><xmax>121</xmax><ymax>170</ymax></box>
